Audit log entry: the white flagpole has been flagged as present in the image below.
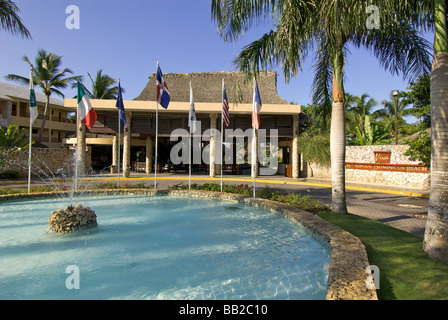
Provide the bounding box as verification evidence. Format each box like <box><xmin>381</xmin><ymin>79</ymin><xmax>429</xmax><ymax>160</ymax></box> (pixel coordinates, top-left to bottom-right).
<box><xmin>189</xmin><ymin>81</ymin><xmax>192</xmax><ymax>190</ymax></box>
<box><xmin>189</xmin><ymin>124</ymin><xmax>192</xmax><ymax>190</ymax></box>
<box><xmin>221</xmin><ymin>78</ymin><xmax>224</xmax><ymax>192</ymax></box>
<box><xmin>252</xmin><ymin>77</ymin><xmax>256</xmax><ymax>198</ymax></box>
<box><xmin>155</xmin><ymin>101</ymin><xmax>159</xmax><ymax>189</ymax></box>
<box><xmin>27</xmin><ymin>106</ymin><xmax>32</xmax><ymax>194</ymax></box>
<box><xmin>253</xmin><ymin>128</ymin><xmax>256</xmax><ymax>198</ymax></box>
<box><xmin>155</xmin><ymin>62</ymin><xmax>159</xmax><ymax>189</ymax></box>
<box><xmin>27</xmin><ymin>69</ymin><xmax>33</xmax><ymax>194</ymax></box>
<box><xmin>75</xmin><ymin>103</ymin><xmax>79</xmax><ymax>191</ymax></box>
<box><xmin>117</xmin><ymin>106</ymin><xmax>121</xmax><ymax>188</ymax></box>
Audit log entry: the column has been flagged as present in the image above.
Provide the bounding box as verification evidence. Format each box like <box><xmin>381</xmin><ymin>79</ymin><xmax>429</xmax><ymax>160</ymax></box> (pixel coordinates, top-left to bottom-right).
<box><xmin>292</xmin><ymin>114</ymin><xmax>299</xmax><ymax>179</ymax></box>
<box><xmin>146</xmin><ymin>136</ymin><xmax>153</xmax><ymax>174</ymax></box>
<box><xmin>209</xmin><ymin>113</ymin><xmax>217</xmax><ymax>177</ymax></box>
<box><xmin>112</xmin><ymin>136</ymin><xmax>118</xmax><ymax>173</ymax></box>
<box><xmin>123</xmin><ymin>112</ymin><xmax>131</xmax><ymax>178</ymax></box>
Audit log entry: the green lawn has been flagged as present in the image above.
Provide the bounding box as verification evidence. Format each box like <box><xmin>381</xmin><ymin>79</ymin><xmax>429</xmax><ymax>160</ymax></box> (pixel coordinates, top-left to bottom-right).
<box><xmin>317</xmin><ymin>211</ymin><xmax>448</xmax><ymax>300</ymax></box>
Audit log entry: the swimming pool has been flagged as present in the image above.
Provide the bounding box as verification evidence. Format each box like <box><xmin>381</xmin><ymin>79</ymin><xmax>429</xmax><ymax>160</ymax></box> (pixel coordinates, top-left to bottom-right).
<box><xmin>0</xmin><ymin>195</ymin><xmax>330</xmax><ymax>300</ymax></box>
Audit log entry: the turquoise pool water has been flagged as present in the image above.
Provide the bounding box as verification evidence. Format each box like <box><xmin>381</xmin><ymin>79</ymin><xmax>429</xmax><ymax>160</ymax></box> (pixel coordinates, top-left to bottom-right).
<box><xmin>0</xmin><ymin>195</ymin><xmax>330</xmax><ymax>300</ymax></box>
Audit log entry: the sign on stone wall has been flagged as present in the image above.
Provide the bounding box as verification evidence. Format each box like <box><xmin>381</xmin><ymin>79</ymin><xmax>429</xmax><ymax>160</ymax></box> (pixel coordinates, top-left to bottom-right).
<box><xmin>345</xmin><ymin>162</ymin><xmax>429</xmax><ymax>173</ymax></box>
<box><xmin>374</xmin><ymin>151</ymin><xmax>391</xmax><ymax>164</ymax></box>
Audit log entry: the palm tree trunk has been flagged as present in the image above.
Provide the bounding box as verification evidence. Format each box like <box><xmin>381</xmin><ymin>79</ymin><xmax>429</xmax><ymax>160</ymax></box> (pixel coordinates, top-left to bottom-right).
<box><xmin>37</xmin><ymin>94</ymin><xmax>50</xmax><ymax>144</ymax></box>
<box><xmin>423</xmin><ymin>0</ymin><xmax>448</xmax><ymax>262</ymax></box>
<box><xmin>330</xmin><ymin>48</ymin><xmax>348</xmax><ymax>214</ymax></box>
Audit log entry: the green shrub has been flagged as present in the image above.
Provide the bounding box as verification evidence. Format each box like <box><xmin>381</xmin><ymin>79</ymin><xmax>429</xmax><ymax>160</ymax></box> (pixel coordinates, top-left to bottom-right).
<box><xmin>0</xmin><ymin>171</ymin><xmax>19</xmax><ymax>179</ymax></box>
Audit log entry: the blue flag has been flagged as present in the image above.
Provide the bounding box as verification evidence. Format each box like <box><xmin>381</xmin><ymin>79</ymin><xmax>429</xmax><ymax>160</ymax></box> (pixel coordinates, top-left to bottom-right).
<box><xmin>116</xmin><ymin>81</ymin><xmax>126</xmax><ymax>127</ymax></box>
<box><xmin>156</xmin><ymin>63</ymin><xmax>170</xmax><ymax>109</ymax></box>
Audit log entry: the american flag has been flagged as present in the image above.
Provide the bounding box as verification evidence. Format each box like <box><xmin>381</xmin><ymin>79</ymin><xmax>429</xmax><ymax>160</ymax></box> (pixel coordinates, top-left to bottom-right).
<box><xmin>222</xmin><ymin>80</ymin><xmax>230</xmax><ymax>127</ymax></box>
<box><xmin>252</xmin><ymin>79</ymin><xmax>262</xmax><ymax>129</ymax></box>
<box><xmin>156</xmin><ymin>63</ymin><xmax>170</xmax><ymax>109</ymax></box>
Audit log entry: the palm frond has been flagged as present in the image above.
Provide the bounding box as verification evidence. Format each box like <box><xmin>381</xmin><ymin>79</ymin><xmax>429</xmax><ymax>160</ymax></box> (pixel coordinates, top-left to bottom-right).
<box><xmin>0</xmin><ymin>0</ymin><xmax>31</xmax><ymax>39</ymax></box>
<box><xmin>211</xmin><ymin>0</ymin><xmax>276</xmax><ymax>42</ymax></box>
<box><xmin>355</xmin><ymin>14</ymin><xmax>432</xmax><ymax>82</ymax></box>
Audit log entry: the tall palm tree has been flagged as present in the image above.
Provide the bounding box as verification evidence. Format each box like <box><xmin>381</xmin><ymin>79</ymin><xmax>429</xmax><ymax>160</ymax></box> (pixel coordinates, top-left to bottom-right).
<box><xmin>5</xmin><ymin>49</ymin><xmax>80</xmax><ymax>144</ymax></box>
<box><xmin>212</xmin><ymin>0</ymin><xmax>432</xmax><ymax>214</ymax></box>
<box><xmin>376</xmin><ymin>92</ymin><xmax>413</xmax><ymax>140</ymax></box>
<box><xmin>422</xmin><ymin>0</ymin><xmax>448</xmax><ymax>262</ymax></box>
<box><xmin>0</xmin><ymin>0</ymin><xmax>31</xmax><ymax>38</ymax></box>
<box><xmin>74</xmin><ymin>69</ymin><xmax>123</xmax><ymax>100</ymax></box>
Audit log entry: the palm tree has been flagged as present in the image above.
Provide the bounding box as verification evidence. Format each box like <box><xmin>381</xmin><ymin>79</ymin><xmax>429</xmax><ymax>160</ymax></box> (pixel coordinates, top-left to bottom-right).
<box><xmin>74</xmin><ymin>69</ymin><xmax>123</xmax><ymax>100</ymax></box>
<box><xmin>376</xmin><ymin>92</ymin><xmax>413</xmax><ymax>141</ymax></box>
<box><xmin>0</xmin><ymin>0</ymin><xmax>31</xmax><ymax>38</ymax></box>
<box><xmin>422</xmin><ymin>0</ymin><xmax>448</xmax><ymax>262</ymax></box>
<box><xmin>212</xmin><ymin>0</ymin><xmax>432</xmax><ymax>214</ymax></box>
<box><xmin>345</xmin><ymin>93</ymin><xmax>380</xmax><ymax>141</ymax></box>
<box><xmin>5</xmin><ymin>49</ymin><xmax>80</xmax><ymax>144</ymax></box>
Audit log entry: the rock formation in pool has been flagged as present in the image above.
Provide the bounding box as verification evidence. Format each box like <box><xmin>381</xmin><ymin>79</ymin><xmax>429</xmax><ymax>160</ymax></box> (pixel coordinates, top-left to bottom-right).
<box><xmin>48</xmin><ymin>205</ymin><xmax>97</xmax><ymax>234</ymax></box>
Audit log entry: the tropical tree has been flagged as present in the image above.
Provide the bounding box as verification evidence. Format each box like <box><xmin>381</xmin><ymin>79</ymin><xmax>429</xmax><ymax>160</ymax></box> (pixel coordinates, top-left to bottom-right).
<box><xmin>345</xmin><ymin>93</ymin><xmax>381</xmax><ymax>141</ymax></box>
<box><xmin>352</xmin><ymin>115</ymin><xmax>389</xmax><ymax>146</ymax></box>
<box><xmin>5</xmin><ymin>49</ymin><xmax>80</xmax><ymax>144</ymax></box>
<box><xmin>422</xmin><ymin>0</ymin><xmax>448</xmax><ymax>262</ymax></box>
<box><xmin>377</xmin><ymin>92</ymin><xmax>414</xmax><ymax>141</ymax></box>
<box><xmin>211</xmin><ymin>0</ymin><xmax>432</xmax><ymax>214</ymax></box>
<box><xmin>0</xmin><ymin>0</ymin><xmax>31</xmax><ymax>38</ymax></box>
<box><xmin>0</xmin><ymin>124</ymin><xmax>32</xmax><ymax>172</ymax></box>
<box><xmin>402</xmin><ymin>74</ymin><xmax>431</xmax><ymax>129</ymax></box>
<box><xmin>74</xmin><ymin>69</ymin><xmax>123</xmax><ymax>100</ymax></box>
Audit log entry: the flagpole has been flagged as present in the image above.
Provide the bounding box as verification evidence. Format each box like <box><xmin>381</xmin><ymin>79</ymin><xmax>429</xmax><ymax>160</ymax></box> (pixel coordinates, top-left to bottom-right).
<box><xmin>253</xmin><ymin>128</ymin><xmax>256</xmax><ymax>198</ymax></box>
<box><xmin>75</xmin><ymin>103</ymin><xmax>79</xmax><ymax>191</ymax></box>
<box><xmin>155</xmin><ymin>100</ymin><xmax>159</xmax><ymax>189</ymax></box>
<box><xmin>189</xmin><ymin>124</ymin><xmax>192</xmax><ymax>190</ymax></box>
<box><xmin>221</xmin><ymin>78</ymin><xmax>224</xmax><ymax>193</ymax></box>
<box><xmin>27</xmin><ymin>69</ymin><xmax>33</xmax><ymax>194</ymax></box>
<box><xmin>117</xmin><ymin>96</ymin><xmax>121</xmax><ymax>188</ymax></box>
<box><xmin>252</xmin><ymin>77</ymin><xmax>256</xmax><ymax>198</ymax></box>
<box><xmin>27</xmin><ymin>106</ymin><xmax>32</xmax><ymax>194</ymax></box>
<box><xmin>154</xmin><ymin>62</ymin><xmax>160</xmax><ymax>189</ymax></box>
<box><xmin>189</xmin><ymin>81</ymin><xmax>192</xmax><ymax>190</ymax></box>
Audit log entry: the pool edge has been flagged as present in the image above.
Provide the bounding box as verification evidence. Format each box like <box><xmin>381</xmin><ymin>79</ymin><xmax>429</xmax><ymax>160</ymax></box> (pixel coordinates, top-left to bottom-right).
<box><xmin>0</xmin><ymin>189</ymin><xmax>378</xmax><ymax>300</ymax></box>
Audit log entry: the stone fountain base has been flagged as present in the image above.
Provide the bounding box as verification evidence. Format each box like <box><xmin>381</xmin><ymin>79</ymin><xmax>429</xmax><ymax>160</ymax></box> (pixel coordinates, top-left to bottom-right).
<box><xmin>48</xmin><ymin>205</ymin><xmax>97</xmax><ymax>234</ymax></box>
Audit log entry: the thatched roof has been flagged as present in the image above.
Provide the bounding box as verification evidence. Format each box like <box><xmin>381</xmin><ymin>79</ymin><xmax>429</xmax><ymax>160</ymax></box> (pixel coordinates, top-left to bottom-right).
<box><xmin>134</xmin><ymin>71</ymin><xmax>289</xmax><ymax>105</ymax></box>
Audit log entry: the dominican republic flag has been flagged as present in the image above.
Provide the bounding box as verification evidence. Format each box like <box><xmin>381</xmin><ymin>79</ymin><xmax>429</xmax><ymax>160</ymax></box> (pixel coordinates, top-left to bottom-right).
<box><xmin>115</xmin><ymin>80</ymin><xmax>127</xmax><ymax>127</ymax></box>
<box><xmin>29</xmin><ymin>69</ymin><xmax>38</xmax><ymax>125</ymax></box>
<box><xmin>77</xmin><ymin>82</ymin><xmax>97</xmax><ymax>130</ymax></box>
<box><xmin>222</xmin><ymin>80</ymin><xmax>230</xmax><ymax>127</ymax></box>
<box><xmin>188</xmin><ymin>82</ymin><xmax>197</xmax><ymax>133</ymax></box>
<box><xmin>252</xmin><ymin>78</ymin><xmax>262</xmax><ymax>130</ymax></box>
<box><xmin>156</xmin><ymin>63</ymin><xmax>170</xmax><ymax>109</ymax></box>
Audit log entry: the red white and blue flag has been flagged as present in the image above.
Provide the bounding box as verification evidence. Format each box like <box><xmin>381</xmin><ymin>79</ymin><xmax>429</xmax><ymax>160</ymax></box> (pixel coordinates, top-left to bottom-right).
<box><xmin>222</xmin><ymin>81</ymin><xmax>230</xmax><ymax>127</ymax></box>
<box><xmin>252</xmin><ymin>79</ymin><xmax>262</xmax><ymax>130</ymax></box>
<box><xmin>156</xmin><ymin>63</ymin><xmax>170</xmax><ymax>109</ymax></box>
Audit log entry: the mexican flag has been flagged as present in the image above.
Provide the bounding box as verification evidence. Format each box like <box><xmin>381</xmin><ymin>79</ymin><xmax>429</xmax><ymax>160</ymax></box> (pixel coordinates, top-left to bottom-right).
<box><xmin>77</xmin><ymin>82</ymin><xmax>97</xmax><ymax>130</ymax></box>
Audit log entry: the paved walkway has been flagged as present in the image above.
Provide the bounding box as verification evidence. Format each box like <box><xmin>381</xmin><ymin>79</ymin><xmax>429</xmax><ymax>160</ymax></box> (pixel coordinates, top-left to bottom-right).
<box><xmin>1</xmin><ymin>173</ymin><xmax>429</xmax><ymax>237</ymax></box>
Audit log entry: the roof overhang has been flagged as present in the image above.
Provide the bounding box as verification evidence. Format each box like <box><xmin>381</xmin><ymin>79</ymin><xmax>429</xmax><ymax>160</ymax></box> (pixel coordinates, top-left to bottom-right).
<box><xmin>64</xmin><ymin>99</ymin><xmax>301</xmax><ymax>115</ymax></box>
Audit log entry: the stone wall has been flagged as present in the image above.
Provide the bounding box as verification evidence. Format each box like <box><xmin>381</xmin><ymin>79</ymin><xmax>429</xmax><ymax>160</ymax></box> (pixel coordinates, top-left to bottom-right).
<box><xmin>303</xmin><ymin>145</ymin><xmax>430</xmax><ymax>190</ymax></box>
<box><xmin>4</xmin><ymin>148</ymin><xmax>92</xmax><ymax>178</ymax></box>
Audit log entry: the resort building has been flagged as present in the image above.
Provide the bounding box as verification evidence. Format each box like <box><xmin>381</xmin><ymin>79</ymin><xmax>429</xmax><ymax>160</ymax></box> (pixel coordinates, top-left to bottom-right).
<box><xmin>0</xmin><ymin>81</ymin><xmax>76</xmax><ymax>148</ymax></box>
<box><xmin>64</xmin><ymin>71</ymin><xmax>302</xmax><ymax>178</ymax></box>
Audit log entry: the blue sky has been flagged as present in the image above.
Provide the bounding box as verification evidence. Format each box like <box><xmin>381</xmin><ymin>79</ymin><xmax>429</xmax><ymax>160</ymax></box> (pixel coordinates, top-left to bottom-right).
<box><xmin>1</xmin><ymin>0</ymin><xmax>434</xmax><ymax>114</ymax></box>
